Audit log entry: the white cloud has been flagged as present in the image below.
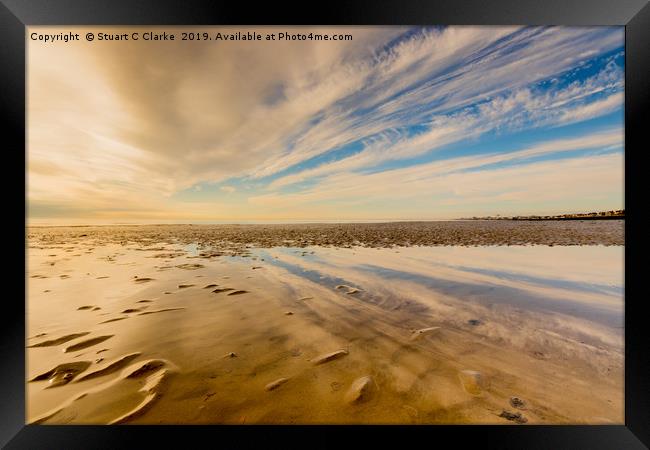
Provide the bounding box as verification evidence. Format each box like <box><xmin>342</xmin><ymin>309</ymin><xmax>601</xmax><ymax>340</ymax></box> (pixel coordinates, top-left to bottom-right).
<box><xmin>559</xmin><ymin>92</ymin><xmax>623</xmax><ymax>123</ymax></box>
<box><xmin>268</xmin><ymin>64</ymin><xmax>624</xmax><ymax>190</ymax></box>
<box><xmin>247</xmin><ymin>152</ymin><xmax>623</xmax><ymax>219</ymax></box>
<box><xmin>27</xmin><ymin>26</ymin><xmax>624</xmax><ymax>221</ymax></box>
<box><xmin>250</xmin><ymin>129</ymin><xmax>623</xmax><ymax>213</ymax></box>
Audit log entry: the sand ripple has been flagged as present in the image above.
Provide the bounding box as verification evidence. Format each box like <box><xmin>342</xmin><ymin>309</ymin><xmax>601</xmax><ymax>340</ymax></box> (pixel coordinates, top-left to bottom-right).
<box><xmin>137</xmin><ymin>308</ymin><xmax>186</xmax><ymax>316</ymax></box>
<box><xmin>30</xmin><ymin>359</ymin><xmax>175</xmax><ymax>424</ymax></box>
<box><xmin>77</xmin><ymin>352</ymin><xmax>142</xmax><ymax>382</ymax></box>
<box><xmin>30</xmin><ymin>361</ymin><xmax>92</xmax><ymax>387</ymax></box>
<box><xmin>28</xmin><ymin>332</ymin><xmax>90</xmax><ymax>348</ymax></box>
<box><xmin>63</xmin><ymin>335</ymin><xmax>114</xmax><ymax>353</ymax></box>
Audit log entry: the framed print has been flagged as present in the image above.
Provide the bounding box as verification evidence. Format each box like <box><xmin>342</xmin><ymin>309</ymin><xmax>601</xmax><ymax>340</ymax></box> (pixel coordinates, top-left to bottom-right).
<box><xmin>1</xmin><ymin>0</ymin><xmax>648</xmax><ymax>448</ymax></box>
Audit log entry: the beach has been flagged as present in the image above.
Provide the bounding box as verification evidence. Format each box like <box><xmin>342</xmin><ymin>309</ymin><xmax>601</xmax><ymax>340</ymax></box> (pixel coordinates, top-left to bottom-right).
<box><xmin>26</xmin><ymin>221</ymin><xmax>624</xmax><ymax>424</ymax></box>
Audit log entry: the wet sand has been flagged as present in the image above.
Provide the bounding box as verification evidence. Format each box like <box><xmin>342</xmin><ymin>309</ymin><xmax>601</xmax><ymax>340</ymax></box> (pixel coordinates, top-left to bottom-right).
<box><xmin>28</xmin><ymin>220</ymin><xmax>623</xmax><ymax>248</ymax></box>
<box><xmin>26</xmin><ymin>222</ymin><xmax>624</xmax><ymax>424</ymax></box>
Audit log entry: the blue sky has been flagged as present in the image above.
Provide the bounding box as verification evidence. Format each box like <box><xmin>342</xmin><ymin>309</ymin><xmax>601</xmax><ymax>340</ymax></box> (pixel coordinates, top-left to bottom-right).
<box><xmin>28</xmin><ymin>26</ymin><xmax>624</xmax><ymax>223</ymax></box>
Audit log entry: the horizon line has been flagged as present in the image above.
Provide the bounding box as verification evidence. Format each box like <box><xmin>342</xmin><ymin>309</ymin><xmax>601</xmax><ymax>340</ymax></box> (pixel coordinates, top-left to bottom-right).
<box><xmin>26</xmin><ymin>209</ymin><xmax>624</xmax><ymax>228</ymax></box>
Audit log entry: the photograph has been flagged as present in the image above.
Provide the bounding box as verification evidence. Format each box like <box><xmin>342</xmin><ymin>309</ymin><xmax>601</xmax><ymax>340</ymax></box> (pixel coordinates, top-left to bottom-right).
<box><xmin>25</xmin><ymin>25</ymin><xmax>626</xmax><ymax>425</ymax></box>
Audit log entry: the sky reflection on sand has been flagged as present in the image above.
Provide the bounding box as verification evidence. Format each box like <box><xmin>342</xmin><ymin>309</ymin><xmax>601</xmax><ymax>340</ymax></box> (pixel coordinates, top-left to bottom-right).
<box><xmin>261</xmin><ymin>245</ymin><xmax>624</xmax><ymax>338</ymax></box>
<box><xmin>27</xmin><ymin>239</ymin><xmax>624</xmax><ymax>424</ymax></box>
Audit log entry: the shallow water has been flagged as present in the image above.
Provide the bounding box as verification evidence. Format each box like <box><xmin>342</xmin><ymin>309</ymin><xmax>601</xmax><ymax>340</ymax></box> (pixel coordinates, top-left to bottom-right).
<box><xmin>262</xmin><ymin>245</ymin><xmax>623</xmax><ymax>325</ymax></box>
<box><xmin>26</xmin><ymin>239</ymin><xmax>624</xmax><ymax>424</ymax></box>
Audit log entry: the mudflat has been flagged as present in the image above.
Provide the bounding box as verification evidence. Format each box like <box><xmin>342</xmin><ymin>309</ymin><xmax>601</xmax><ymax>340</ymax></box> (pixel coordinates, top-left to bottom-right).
<box><xmin>28</xmin><ymin>220</ymin><xmax>623</xmax><ymax>248</ymax></box>
<box><xmin>26</xmin><ymin>222</ymin><xmax>624</xmax><ymax>424</ymax></box>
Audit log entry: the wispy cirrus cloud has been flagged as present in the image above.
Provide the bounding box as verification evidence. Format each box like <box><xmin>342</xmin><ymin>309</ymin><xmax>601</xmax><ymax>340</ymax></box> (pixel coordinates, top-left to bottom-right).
<box><xmin>27</xmin><ymin>26</ymin><xmax>624</xmax><ymax>222</ymax></box>
<box><xmin>266</xmin><ymin>66</ymin><xmax>624</xmax><ymax>190</ymax></box>
<box><xmin>249</xmin><ymin>130</ymin><xmax>623</xmax><ymax>214</ymax></box>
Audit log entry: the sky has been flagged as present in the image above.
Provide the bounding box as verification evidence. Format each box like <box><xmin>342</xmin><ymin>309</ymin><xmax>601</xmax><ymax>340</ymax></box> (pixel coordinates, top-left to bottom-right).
<box><xmin>27</xmin><ymin>26</ymin><xmax>624</xmax><ymax>224</ymax></box>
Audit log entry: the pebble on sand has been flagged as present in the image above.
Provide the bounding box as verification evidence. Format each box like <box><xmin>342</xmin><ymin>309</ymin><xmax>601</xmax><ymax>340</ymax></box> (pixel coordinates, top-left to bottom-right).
<box><xmin>510</xmin><ymin>396</ymin><xmax>526</xmax><ymax>409</ymax></box>
<box><xmin>175</xmin><ymin>263</ymin><xmax>204</xmax><ymax>270</ymax></box>
<box><xmin>311</xmin><ymin>349</ymin><xmax>349</xmax><ymax>365</ymax></box>
<box><xmin>344</xmin><ymin>376</ymin><xmax>376</xmax><ymax>404</ymax></box>
<box><xmin>410</xmin><ymin>326</ymin><xmax>441</xmax><ymax>341</ymax></box>
<box><xmin>499</xmin><ymin>410</ymin><xmax>528</xmax><ymax>423</ymax></box>
<box><xmin>265</xmin><ymin>377</ymin><xmax>289</xmax><ymax>391</ymax></box>
<box><xmin>133</xmin><ymin>277</ymin><xmax>154</xmax><ymax>283</ymax></box>
<box><xmin>336</xmin><ymin>285</ymin><xmax>362</xmax><ymax>295</ymax></box>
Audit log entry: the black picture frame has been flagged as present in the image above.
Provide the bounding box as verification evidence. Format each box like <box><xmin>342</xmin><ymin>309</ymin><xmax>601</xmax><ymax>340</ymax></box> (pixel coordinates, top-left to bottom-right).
<box><xmin>2</xmin><ymin>0</ymin><xmax>648</xmax><ymax>448</ymax></box>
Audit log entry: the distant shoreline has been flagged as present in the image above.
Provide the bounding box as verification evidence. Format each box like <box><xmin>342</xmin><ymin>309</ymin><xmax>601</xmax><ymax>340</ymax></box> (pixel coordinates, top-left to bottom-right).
<box><xmin>461</xmin><ymin>210</ymin><xmax>624</xmax><ymax>221</ymax></box>
<box><xmin>465</xmin><ymin>216</ymin><xmax>624</xmax><ymax>221</ymax></box>
<box><xmin>26</xmin><ymin>211</ymin><xmax>625</xmax><ymax>227</ymax></box>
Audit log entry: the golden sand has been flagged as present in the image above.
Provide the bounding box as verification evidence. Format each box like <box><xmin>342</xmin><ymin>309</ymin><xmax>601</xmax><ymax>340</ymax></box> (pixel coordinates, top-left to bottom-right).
<box><xmin>26</xmin><ymin>225</ymin><xmax>624</xmax><ymax>424</ymax></box>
